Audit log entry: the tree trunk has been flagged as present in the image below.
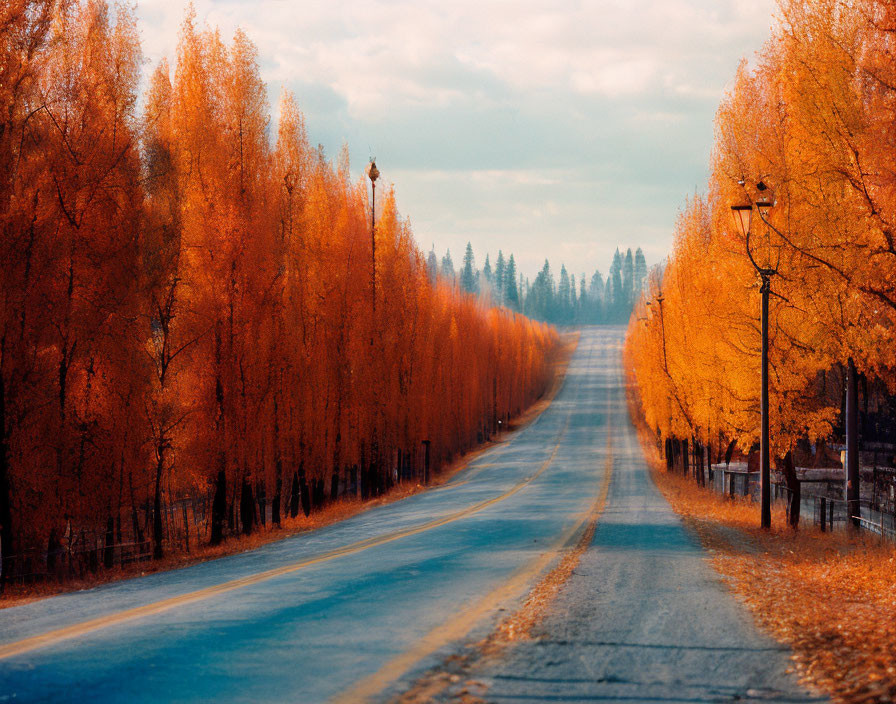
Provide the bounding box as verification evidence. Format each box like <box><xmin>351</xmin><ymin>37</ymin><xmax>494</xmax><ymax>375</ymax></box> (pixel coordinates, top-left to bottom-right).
<box><xmin>47</xmin><ymin>528</ymin><xmax>60</xmax><ymax>575</ymax></box>
<box><xmin>779</xmin><ymin>450</ymin><xmax>801</xmax><ymax>529</ymax></box>
<box><xmin>724</xmin><ymin>439</ymin><xmax>736</xmax><ymax>467</ymax></box>
<box><xmin>0</xmin><ymin>372</ymin><xmax>11</xmax><ymax>592</ymax></box>
<box><xmin>210</xmin><ymin>466</ymin><xmax>227</xmax><ymax>545</ymax></box>
<box><xmin>694</xmin><ymin>442</ymin><xmax>703</xmax><ymax>486</ymax></box>
<box><xmin>317</xmin><ymin>477</ymin><xmax>323</xmax><ymax>507</ymax></box>
<box><xmin>104</xmin><ymin>515</ymin><xmax>114</xmax><ymax>569</ymax></box>
<box><xmin>289</xmin><ymin>471</ymin><xmax>300</xmax><ymax>518</ymax></box>
<box><xmin>240</xmin><ymin>477</ymin><xmax>254</xmax><ymax>535</ymax></box>
<box><xmin>300</xmin><ymin>472</ymin><xmax>310</xmax><ymax>517</ymax></box>
<box><xmin>272</xmin><ymin>474</ymin><xmax>282</xmax><ymax>526</ymax></box>
<box><xmin>152</xmin><ymin>452</ymin><xmax>165</xmax><ymax>560</ymax></box>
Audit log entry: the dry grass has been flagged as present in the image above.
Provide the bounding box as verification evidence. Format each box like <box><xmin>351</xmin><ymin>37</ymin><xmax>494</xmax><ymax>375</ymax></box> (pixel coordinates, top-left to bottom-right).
<box><xmin>2</xmin><ymin>332</ymin><xmax>580</xmax><ymax>610</ymax></box>
<box><xmin>638</xmin><ymin>427</ymin><xmax>896</xmax><ymax>703</ymax></box>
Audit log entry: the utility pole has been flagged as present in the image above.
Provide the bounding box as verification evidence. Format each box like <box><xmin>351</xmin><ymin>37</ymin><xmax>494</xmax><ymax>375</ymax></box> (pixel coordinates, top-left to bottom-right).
<box><xmin>759</xmin><ymin>271</ymin><xmax>771</xmax><ymax>529</ymax></box>
<box><xmin>656</xmin><ymin>294</ymin><xmax>668</xmax><ymax>373</ymax></box>
<box><xmin>846</xmin><ymin>357</ymin><xmax>860</xmax><ymax>527</ymax></box>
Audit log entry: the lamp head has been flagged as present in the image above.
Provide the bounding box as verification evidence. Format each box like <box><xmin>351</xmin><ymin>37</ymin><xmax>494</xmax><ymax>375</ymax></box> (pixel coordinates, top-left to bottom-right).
<box><xmin>730</xmin><ymin>204</ymin><xmax>753</xmax><ymax>238</ymax></box>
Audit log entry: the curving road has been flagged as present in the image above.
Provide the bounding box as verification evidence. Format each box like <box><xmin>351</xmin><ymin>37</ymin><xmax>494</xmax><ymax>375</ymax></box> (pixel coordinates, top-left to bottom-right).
<box><xmin>0</xmin><ymin>328</ymin><xmax>818</xmax><ymax>703</ymax></box>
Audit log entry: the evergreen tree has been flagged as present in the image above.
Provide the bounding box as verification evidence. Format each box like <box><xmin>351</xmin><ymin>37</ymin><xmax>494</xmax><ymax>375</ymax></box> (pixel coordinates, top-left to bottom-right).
<box><xmin>589</xmin><ymin>271</ymin><xmax>604</xmax><ymax>323</ymax></box>
<box><xmin>609</xmin><ymin>249</ymin><xmax>624</xmax><ymax>322</ymax></box>
<box><xmin>494</xmin><ymin>251</ymin><xmax>506</xmax><ymax>305</ymax></box>
<box><xmin>504</xmin><ymin>254</ymin><xmax>519</xmax><ymax>311</ymax></box>
<box><xmin>482</xmin><ymin>254</ymin><xmax>492</xmax><ymax>285</ymax></box>
<box><xmin>558</xmin><ymin>265</ymin><xmax>572</xmax><ymax>323</ymax></box>
<box><xmin>526</xmin><ymin>259</ymin><xmax>554</xmax><ymax>321</ymax></box>
<box><xmin>460</xmin><ymin>242</ymin><xmax>478</xmax><ymax>294</ymax></box>
<box><xmin>634</xmin><ymin>248</ymin><xmax>648</xmax><ymax>296</ymax></box>
<box><xmin>426</xmin><ymin>246</ymin><xmax>438</xmax><ymax>283</ymax></box>
<box><xmin>623</xmin><ymin>248</ymin><xmax>634</xmax><ymax>307</ymax></box>
<box><xmin>441</xmin><ymin>249</ymin><xmax>455</xmax><ymax>282</ymax></box>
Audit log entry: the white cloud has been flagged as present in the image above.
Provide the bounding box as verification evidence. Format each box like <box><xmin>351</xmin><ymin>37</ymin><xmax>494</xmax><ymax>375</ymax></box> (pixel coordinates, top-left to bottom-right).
<box><xmin>134</xmin><ymin>0</ymin><xmax>776</xmax><ymax>277</ymax></box>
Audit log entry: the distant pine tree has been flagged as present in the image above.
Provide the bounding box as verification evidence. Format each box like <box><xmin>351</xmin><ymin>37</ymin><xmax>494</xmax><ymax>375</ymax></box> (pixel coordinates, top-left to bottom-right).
<box><xmin>494</xmin><ymin>251</ymin><xmax>506</xmax><ymax>305</ymax></box>
<box><xmin>623</xmin><ymin>248</ymin><xmax>634</xmax><ymax>306</ymax></box>
<box><xmin>460</xmin><ymin>242</ymin><xmax>478</xmax><ymax>294</ymax></box>
<box><xmin>441</xmin><ymin>249</ymin><xmax>455</xmax><ymax>282</ymax></box>
<box><xmin>558</xmin><ymin>265</ymin><xmax>572</xmax><ymax>323</ymax></box>
<box><xmin>609</xmin><ymin>249</ymin><xmax>624</xmax><ymax>322</ymax></box>
<box><xmin>482</xmin><ymin>254</ymin><xmax>492</xmax><ymax>284</ymax></box>
<box><xmin>426</xmin><ymin>246</ymin><xmax>438</xmax><ymax>283</ymax></box>
<box><xmin>590</xmin><ymin>270</ymin><xmax>604</xmax><ymax>323</ymax></box>
<box><xmin>505</xmin><ymin>254</ymin><xmax>519</xmax><ymax>310</ymax></box>
<box><xmin>634</xmin><ymin>248</ymin><xmax>648</xmax><ymax>296</ymax></box>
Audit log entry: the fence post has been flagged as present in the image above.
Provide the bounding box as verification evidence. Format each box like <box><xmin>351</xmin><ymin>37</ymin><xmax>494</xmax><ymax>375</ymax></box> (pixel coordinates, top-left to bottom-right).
<box><xmin>820</xmin><ymin>497</ymin><xmax>826</xmax><ymax>532</ymax></box>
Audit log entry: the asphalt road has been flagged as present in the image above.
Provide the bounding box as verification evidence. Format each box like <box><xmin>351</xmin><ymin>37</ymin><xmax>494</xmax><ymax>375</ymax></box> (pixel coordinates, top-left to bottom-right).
<box><xmin>0</xmin><ymin>327</ymin><xmax>820</xmax><ymax>703</ymax></box>
<box><xmin>416</xmin><ymin>331</ymin><xmax>825</xmax><ymax>703</ymax></box>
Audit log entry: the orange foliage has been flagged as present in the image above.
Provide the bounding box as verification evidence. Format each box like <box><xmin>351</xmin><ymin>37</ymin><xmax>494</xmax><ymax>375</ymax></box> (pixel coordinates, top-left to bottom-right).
<box><xmin>0</xmin><ymin>2</ymin><xmax>558</xmax><ymax>574</ymax></box>
<box><xmin>626</xmin><ymin>0</ymin><xmax>896</xmax><ymax>461</ymax></box>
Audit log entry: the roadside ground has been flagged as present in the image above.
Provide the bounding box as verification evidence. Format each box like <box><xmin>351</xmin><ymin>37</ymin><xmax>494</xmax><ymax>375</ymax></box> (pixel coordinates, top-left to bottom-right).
<box><xmin>628</xmin><ymin>381</ymin><xmax>896</xmax><ymax>704</ymax></box>
<box><xmin>650</xmin><ymin>455</ymin><xmax>896</xmax><ymax>704</ymax></box>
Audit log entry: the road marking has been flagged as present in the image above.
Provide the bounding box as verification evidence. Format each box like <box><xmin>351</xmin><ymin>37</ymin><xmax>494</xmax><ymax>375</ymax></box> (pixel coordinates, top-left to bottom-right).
<box><xmin>333</xmin><ymin>363</ymin><xmax>615</xmax><ymax>704</ymax></box>
<box><xmin>0</xmin><ymin>406</ymin><xmax>575</xmax><ymax>662</ymax></box>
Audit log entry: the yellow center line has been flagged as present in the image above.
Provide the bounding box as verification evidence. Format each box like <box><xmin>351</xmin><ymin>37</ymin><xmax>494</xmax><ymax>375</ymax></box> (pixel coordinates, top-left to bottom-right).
<box><xmin>0</xmin><ymin>410</ymin><xmax>575</xmax><ymax>662</ymax></box>
<box><xmin>332</xmin><ymin>370</ymin><xmax>616</xmax><ymax>704</ymax></box>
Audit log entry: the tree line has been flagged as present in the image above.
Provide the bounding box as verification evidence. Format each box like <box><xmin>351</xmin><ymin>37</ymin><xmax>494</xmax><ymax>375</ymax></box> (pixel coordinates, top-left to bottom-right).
<box><xmin>431</xmin><ymin>243</ymin><xmax>647</xmax><ymax>325</ymax></box>
<box><xmin>625</xmin><ymin>0</ymin><xmax>896</xmax><ymax>525</ymax></box>
<box><xmin>0</xmin><ymin>1</ymin><xmax>558</xmax><ymax>579</ymax></box>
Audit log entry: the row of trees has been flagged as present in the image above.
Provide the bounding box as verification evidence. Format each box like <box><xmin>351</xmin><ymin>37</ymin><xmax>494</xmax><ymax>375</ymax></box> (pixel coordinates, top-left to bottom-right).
<box><xmin>625</xmin><ymin>0</ymin><xmax>896</xmax><ymax>524</ymax></box>
<box><xmin>0</xmin><ymin>1</ymin><xmax>558</xmax><ymax>577</ymax></box>
<box><xmin>428</xmin><ymin>244</ymin><xmax>523</xmax><ymax>310</ymax></box>
<box><xmin>525</xmin><ymin>248</ymin><xmax>647</xmax><ymax>325</ymax></box>
<box><xmin>431</xmin><ymin>243</ymin><xmax>647</xmax><ymax>324</ymax></box>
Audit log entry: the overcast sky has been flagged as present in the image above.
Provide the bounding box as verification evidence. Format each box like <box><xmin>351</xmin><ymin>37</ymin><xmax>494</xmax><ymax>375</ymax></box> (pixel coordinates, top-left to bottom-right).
<box><xmin>137</xmin><ymin>0</ymin><xmax>776</xmax><ymax>279</ymax></box>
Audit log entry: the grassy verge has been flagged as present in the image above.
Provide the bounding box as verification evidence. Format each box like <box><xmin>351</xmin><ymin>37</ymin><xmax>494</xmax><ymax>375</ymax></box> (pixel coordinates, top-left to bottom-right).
<box><xmin>635</xmin><ymin>423</ymin><xmax>896</xmax><ymax>703</ymax></box>
<box><xmin>2</xmin><ymin>331</ymin><xmax>580</xmax><ymax>609</ymax></box>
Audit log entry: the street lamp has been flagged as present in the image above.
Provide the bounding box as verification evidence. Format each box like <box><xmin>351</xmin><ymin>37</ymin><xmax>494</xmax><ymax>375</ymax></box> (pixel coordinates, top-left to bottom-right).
<box><xmin>367</xmin><ymin>160</ymin><xmax>380</xmax><ymax>320</ymax></box>
<box><xmin>730</xmin><ymin>184</ymin><xmax>776</xmax><ymax>530</ymax></box>
<box><xmin>367</xmin><ymin>160</ymin><xmax>381</xmax><ymax>356</ymax></box>
<box><xmin>645</xmin><ymin>294</ymin><xmax>668</xmax><ymax>373</ymax></box>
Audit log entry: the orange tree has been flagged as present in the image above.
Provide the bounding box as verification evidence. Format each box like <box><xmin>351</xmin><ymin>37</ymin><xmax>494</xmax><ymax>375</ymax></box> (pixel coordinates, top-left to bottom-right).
<box><xmin>627</xmin><ymin>0</ymin><xmax>896</xmax><ymax>527</ymax></box>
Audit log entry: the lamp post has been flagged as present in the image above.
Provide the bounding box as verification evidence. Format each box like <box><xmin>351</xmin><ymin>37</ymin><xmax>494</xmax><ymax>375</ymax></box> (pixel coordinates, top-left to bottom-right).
<box><xmin>731</xmin><ymin>188</ymin><xmax>776</xmax><ymax>530</ymax></box>
<box><xmin>368</xmin><ymin>160</ymin><xmax>380</xmax><ymax>321</ymax></box>
<box><xmin>646</xmin><ymin>294</ymin><xmax>668</xmax><ymax>373</ymax></box>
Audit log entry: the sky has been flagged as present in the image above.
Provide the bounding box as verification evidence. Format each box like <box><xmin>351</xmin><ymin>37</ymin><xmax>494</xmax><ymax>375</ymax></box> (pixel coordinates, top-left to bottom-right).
<box><xmin>137</xmin><ymin>0</ymin><xmax>777</xmax><ymax>279</ymax></box>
